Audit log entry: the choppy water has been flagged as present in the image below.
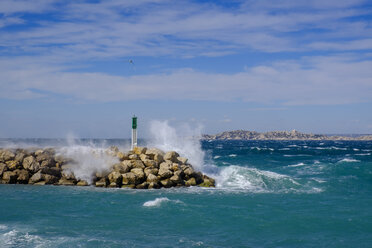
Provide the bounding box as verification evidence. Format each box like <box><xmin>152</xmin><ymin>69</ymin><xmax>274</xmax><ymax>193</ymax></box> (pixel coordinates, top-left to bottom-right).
<box><xmin>1</xmin><ymin>139</ymin><xmax>372</xmax><ymax>247</ymax></box>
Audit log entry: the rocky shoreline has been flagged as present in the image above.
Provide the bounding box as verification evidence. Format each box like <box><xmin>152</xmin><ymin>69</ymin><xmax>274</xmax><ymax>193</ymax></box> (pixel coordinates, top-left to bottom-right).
<box><xmin>203</xmin><ymin>130</ymin><xmax>372</xmax><ymax>141</ymax></box>
<box><xmin>0</xmin><ymin>146</ymin><xmax>215</xmax><ymax>189</ymax></box>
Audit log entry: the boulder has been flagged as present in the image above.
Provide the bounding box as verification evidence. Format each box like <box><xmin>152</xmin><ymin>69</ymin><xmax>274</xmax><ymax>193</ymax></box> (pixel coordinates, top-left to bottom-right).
<box><xmin>133</xmin><ymin>147</ymin><xmax>147</xmax><ymax>155</ymax></box>
<box><xmin>61</xmin><ymin>170</ymin><xmax>76</xmax><ymax>180</ymax></box>
<box><xmin>29</xmin><ymin>171</ymin><xmax>44</xmax><ymax>184</ymax></box>
<box><xmin>112</xmin><ymin>163</ymin><xmax>130</xmax><ymax>173</ymax></box>
<box><xmin>131</xmin><ymin>168</ymin><xmax>145</xmax><ymax>183</ymax></box>
<box><xmin>145</xmin><ymin>148</ymin><xmax>164</xmax><ymax>163</ymax></box>
<box><xmin>6</xmin><ymin>160</ymin><xmax>20</xmax><ymax>170</ymax></box>
<box><xmin>95</xmin><ymin>178</ymin><xmax>108</xmax><ymax>187</ymax></box>
<box><xmin>143</xmin><ymin>159</ymin><xmax>158</xmax><ymax>168</ymax></box>
<box><xmin>146</xmin><ymin>173</ymin><xmax>158</xmax><ymax>183</ymax></box>
<box><xmin>148</xmin><ymin>182</ymin><xmax>160</xmax><ymax>189</ymax></box>
<box><xmin>170</xmin><ymin>173</ymin><xmax>183</xmax><ymax>184</ymax></box>
<box><xmin>40</xmin><ymin>167</ymin><xmax>61</xmax><ymax>177</ymax></box>
<box><xmin>144</xmin><ymin>167</ymin><xmax>159</xmax><ymax>177</ymax></box>
<box><xmin>116</xmin><ymin>151</ymin><xmax>129</xmax><ymax>161</ymax></box>
<box><xmin>129</xmin><ymin>154</ymin><xmax>139</xmax><ymax>160</ymax></box>
<box><xmin>108</xmin><ymin>171</ymin><xmax>122</xmax><ymax>186</ymax></box>
<box><xmin>0</xmin><ymin>163</ymin><xmax>7</xmax><ymax>176</ymax></box>
<box><xmin>164</xmin><ymin>151</ymin><xmax>180</xmax><ymax>162</ymax></box>
<box><xmin>95</xmin><ymin>170</ymin><xmax>110</xmax><ymax>179</ymax></box>
<box><xmin>136</xmin><ymin>182</ymin><xmax>149</xmax><ymax>189</ymax></box>
<box><xmin>34</xmin><ymin>181</ymin><xmax>46</xmax><ymax>185</ymax></box>
<box><xmin>58</xmin><ymin>178</ymin><xmax>76</xmax><ymax>186</ymax></box>
<box><xmin>76</xmin><ymin>180</ymin><xmax>88</xmax><ymax>186</ymax></box>
<box><xmin>171</xmin><ymin>163</ymin><xmax>180</xmax><ymax>172</ymax></box>
<box><xmin>15</xmin><ymin>169</ymin><xmax>29</xmax><ymax>183</ymax></box>
<box><xmin>177</xmin><ymin>157</ymin><xmax>188</xmax><ymax>164</ymax></box>
<box><xmin>122</xmin><ymin>172</ymin><xmax>137</xmax><ymax>185</ymax></box>
<box><xmin>198</xmin><ymin>178</ymin><xmax>215</xmax><ymax>187</ymax></box>
<box><xmin>131</xmin><ymin>160</ymin><xmax>145</xmax><ymax>169</ymax></box>
<box><xmin>183</xmin><ymin>166</ymin><xmax>195</xmax><ymax>177</ymax></box>
<box><xmin>36</xmin><ymin>153</ymin><xmax>51</xmax><ymax>163</ymax></box>
<box><xmin>0</xmin><ymin>150</ymin><xmax>15</xmax><ymax>162</ymax></box>
<box><xmin>23</xmin><ymin>156</ymin><xmax>41</xmax><ymax>172</ymax></box>
<box><xmin>2</xmin><ymin>171</ymin><xmax>17</xmax><ymax>184</ymax></box>
<box><xmin>121</xmin><ymin>184</ymin><xmax>135</xmax><ymax>189</ymax></box>
<box><xmin>160</xmin><ymin>179</ymin><xmax>174</xmax><ymax>188</ymax></box>
<box><xmin>40</xmin><ymin>159</ymin><xmax>55</xmax><ymax>168</ymax></box>
<box><xmin>14</xmin><ymin>153</ymin><xmax>26</xmax><ymax>164</ymax></box>
<box><xmin>159</xmin><ymin>161</ymin><xmax>172</xmax><ymax>170</ymax></box>
<box><xmin>44</xmin><ymin>174</ymin><xmax>58</xmax><ymax>184</ymax></box>
<box><xmin>185</xmin><ymin>177</ymin><xmax>197</xmax><ymax>186</ymax></box>
<box><xmin>158</xmin><ymin>167</ymin><xmax>173</xmax><ymax>179</ymax></box>
<box><xmin>139</xmin><ymin>154</ymin><xmax>149</xmax><ymax>162</ymax></box>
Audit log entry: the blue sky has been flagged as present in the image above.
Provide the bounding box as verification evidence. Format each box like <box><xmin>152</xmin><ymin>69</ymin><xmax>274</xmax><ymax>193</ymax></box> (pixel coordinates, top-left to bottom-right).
<box><xmin>0</xmin><ymin>0</ymin><xmax>372</xmax><ymax>138</ymax></box>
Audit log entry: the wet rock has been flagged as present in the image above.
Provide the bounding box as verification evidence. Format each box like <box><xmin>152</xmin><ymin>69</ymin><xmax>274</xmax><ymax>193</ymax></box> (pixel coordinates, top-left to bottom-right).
<box><xmin>108</xmin><ymin>171</ymin><xmax>122</xmax><ymax>186</ymax></box>
<box><xmin>2</xmin><ymin>171</ymin><xmax>17</xmax><ymax>184</ymax></box>
<box><xmin>58</xmin><ymin>178</ymin><xmax>76</xmax><ymax>186</ymax></box>
<box><xmin>136</xmin><ymin>182</ymin><xmax>149</xmax><ymax>189</ymax></box>
<box><xmin>185</xmin><ymin>177</ymin><xmax>197</xmax><ymax>186</ymax></box>
<box><xmin>131</xmin><ymin>168</ymin><xmax>145</xmax><ymax>183</ymax></box>
<box><xmin>76</xmin><ymin>180</ymin><xmax>88</xmax><ymax>186</ymax></box>
<box><xmin>44</xmin><ymin>174</ymin><xmax>58</xmax><ymax>184</ymax></box>
<box><xmin>146</xmin><ymin>173</ymin><xmax>158</xmax><ymax>183</ymax></box>
<box><xmin>40</xmin><ymin>167</ymin><xmax>61</xmax><ymax>177</ymax></box>
<box><xmin>158</xmin><ymin>167</ymin><xmax>173</xmax><ymax>179</ymax></box>
<box><xmin>61</xmin><ymin>170</ymin><xmax>76</xmax><ymax>181</ymax></box>
<box><xmin>164</xmin><ymin>151</ymin><xmax>180</xmax><ymax>162</ymax></box>
<box><xmin>95</xmin><ymin>178</ymin><xmax>108</xmax><ymax>187</ymax></box>
<box><xmin>160</xmin><ymin>179</ymin><xmax>174</xmax><ymax>188</ymax></box>
<box><xmin>148</xmin><ymin>182</ymin><xmax>160</xmax><ymax>189</ymax></box>
<box><xmin>112</xmin><ymin>163</ymin><xmax>130</xmax><ymax>173</ymax></box>
<box><xmin>29</xmin><ymin>171</ymin><xmax>44</xmax><ymax>184</ymax></box>
<box><xmin>14</xmin><ymin>153</ymin><xmax>26</xmax><ymax>164</ymax></box>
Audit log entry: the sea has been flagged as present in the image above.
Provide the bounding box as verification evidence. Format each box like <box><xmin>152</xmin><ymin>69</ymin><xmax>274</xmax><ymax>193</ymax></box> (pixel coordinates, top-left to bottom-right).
<box><xmin>0</xmin><ymin>138</ymin><xmax>371</xmax><ymax>247</ymax></box>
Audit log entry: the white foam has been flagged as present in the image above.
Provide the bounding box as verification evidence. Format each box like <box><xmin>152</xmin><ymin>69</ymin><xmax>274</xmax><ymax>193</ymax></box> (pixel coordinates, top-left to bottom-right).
<box><xmin>147</xmin><ymin>120</ymin><xmax>205</xmax><ymax>171</ymax></box>
<box><xmin>1</xmin><ymin>229</ymin><xmax>44</xmax><ymax>247</ymax></box>
<box><xmin>355</xmin><ymin>153</ymin><xmax>371</xmax><ymax>156</ymax></box>
<box><xmin>0</xmin><ymin>225</ymin><xmax>7</xmax><ymax>230</ymax></box>
<box><xmin>228</xmin><ymin>154</ymin><xmax>237</xmax><ymax>157</ymax></box>
<box><xmin>215</xmin><ymin>165</ymin><xmax>303</xmax><ymax>193</ymax></box>
<box><xmin>288</xmin><ymin>162</ymin><xmax>305</xmax><ymax>167</ymax></box>
<box><xmin>213</xmin><ymin>155</ymin><xmax>221</xmax><ymax>159</ymax></box>
<box><xmin>338</xmin><ymin>158</ymin><xmax>360</xmax><ymax>163</ymax></box>
<box><xmin>143</xmin><ymin>197</ymin><xmax>182</xmax><ymax>207</ymax></box>
<box><xmin>353</xmin><ymin>148</ymin><xmax>360</xmax><ymax>151</ymax></box>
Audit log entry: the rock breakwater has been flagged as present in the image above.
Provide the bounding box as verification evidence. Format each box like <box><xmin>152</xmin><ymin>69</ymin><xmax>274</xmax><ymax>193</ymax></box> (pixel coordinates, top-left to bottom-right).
<box><xmin>0</xmin><ymin>146</ymin><xmax>215</xmax><ymax>189</ymax></box>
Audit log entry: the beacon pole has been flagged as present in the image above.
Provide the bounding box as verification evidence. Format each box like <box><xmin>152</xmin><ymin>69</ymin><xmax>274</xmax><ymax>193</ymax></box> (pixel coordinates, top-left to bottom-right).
<box><xmin>131</xmin><ymin>116</ymin><xmax>137</xmax><ymax>150</ymax></box>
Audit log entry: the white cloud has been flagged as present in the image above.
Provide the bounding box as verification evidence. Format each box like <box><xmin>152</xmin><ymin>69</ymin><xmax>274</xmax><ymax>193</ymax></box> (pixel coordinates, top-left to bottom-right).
<box><xmin>0</xmin><ymin>0</ymin><xmax>370</xmax><ymax>59</ymax></box>
<box><xmin>0</xmin><ymin>54</ymin><xmax>371</xmax><ymax>105</ymax></box>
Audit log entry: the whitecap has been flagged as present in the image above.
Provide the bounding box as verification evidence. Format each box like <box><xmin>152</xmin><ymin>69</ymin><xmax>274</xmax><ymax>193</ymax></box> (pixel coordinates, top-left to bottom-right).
<box><xmin>143</xmin><ymin>197</ymin><xmax>183</xmax><ymax>207</ymax></box>
<box><xmin>228</xmin><ymin>154</ymin><xmax>237</xmax><ymax>157</ymax></box>
<box><xmin>213</xmin><ymin>155</ymin><xmax>221</xmax><ymax>159</ymax></box>
<box><xmin>355</xmin><ymin>153</ymin><xmax>371</xmax><ymax>156</ymax></box>
<box><xmin>0</xmin><ymin>225</ymin><xmax>7</xmax><ymax>230</ymax></box>
<box><xmin>338</xmin><ymin>158</ymin><xmax>360</xmax><ymax>163</ymax></box>
<box><xmin>288</xmin><ymin>162</ymin><xmax>305</xmax><ymax>167</ymax></box>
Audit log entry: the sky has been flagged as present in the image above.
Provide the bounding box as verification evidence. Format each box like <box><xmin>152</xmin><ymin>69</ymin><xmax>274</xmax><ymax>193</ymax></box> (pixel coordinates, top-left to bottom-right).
<box><xmin>0</xmin><ymin>0</ymin><xmax>372</xmax><ymax>138</ymax></box>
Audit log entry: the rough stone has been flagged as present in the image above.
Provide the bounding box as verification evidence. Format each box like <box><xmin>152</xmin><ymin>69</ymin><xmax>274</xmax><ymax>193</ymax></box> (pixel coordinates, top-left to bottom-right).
<box><xmin>160</xmin><ymin>179</ymin><xmax>174</xmax><ymax>188</ymax></box>
<box><xmin>76</xmin><ymin>180</ymin><xmax>88</xmax><ymax>186</ymax></box>
<box><xmin>0</xmin><ymin>150</ymin><xmax>15</xmax><ymax>162</ymax></box>
<box><xmin>40</xmin><ymin>159</ymin><xmax>55</xmax><ymax>168</ymax></box>
<box><xmin>139</xmin><ymin>154</ymin><xmax>149</xmax><ymax>162</ymax></box>
<box><xmin>144</xmin><ymin>167</ymin><xmax>158</xmax><ymax>177</ymax></box>
<box><xmin>95</xmin><ymin>178</ymin><xmax>108</xmax><ymax>187</ymax></box>
<box><xmin>0</xmin><ymin>163</ymin><xmax>7</xmax><ymax>177</ymax></box>
<box><xmin>122</xmin><ymin>172</ymin><xmax>137</xmax><ymax>185</ymax></box>
<box><xmin>44</xmin><ymin>174</ymin><xmax>58</xmax><ymax>184</ymax></box>
<box><xmin>164</xmin><ymin>151</ymin><xmax>180</xmax><ymax>162</ymax></box>
<box><xmin>40</xmin><ymin>167</ymin><xmax>61</xmax><ymax>177</ymax></box>
<box><xmin>6</xmin><ymin>160</ymin><xmax>20</xmax><ymax>170</ymax></box>
<box><xmin>29</xmin><ymin>171</ymin><xmax>44</xmax><ymax>183</ymax></box>
<box><xmin>58</xmin><ymin>178</ymin><xmax>76</xmax><ymax>186</ymax></box>
<box><xmin>14</xmin><ymin>153</ymin><xmax>26</xmax><ymax>164</ymax></box>
<box><xmin>143</xmin><ymin>159</ymin><xmax>157</xmax><ymax>168</ymax></box>
<box><xmin>183</xmin><ymin>166</ymin><xmax>195</xmax><ymax>177</ymax></box>
<box><xmin>34</xmin><ymin>181</ymin><xmax>46</xmax><ymax>185</ymax></box>
<box><xmin>177</xmin><ymin>157</ymin><xmax>188</xmax><ymax>164</ymax></box>
<box><xmin>146</xmin><ymin>173</ymin><xmax>158</xmax><ymax>183</ymax></box>
<box><xmin>16</xmin><ymin>169</ymin><xmax>29</xmax><ymax>183</ymax></box>
<box><xmin>158</xmin><ymin>167</ymin><xmax>173</xmax><ymax>179</ymax></box>
<box><xmin>186</xmin><ymin>177</ymin><xmax>197</xmax><ymax>186</ymax></box>
<box><xmin>113</xmin><ymin>163</ymin><xmax>130</xmax><ymax>173</ymax></box>
<box><xmin>36</xmin><ymin>153</ymin><xmax>50</xmax><ymax>163</ymax></box>
<box><xmin>2</xmin><ymin>171</ymin><xmax>17</xmax><ymax>184</ymax></box>
<box><xmin>136</xmin><ymin>182</ymin><xmax>149</xmax><ymax>189</ymax></box>
<box><xmin>131</xmin><ymin>160</ymin><xmax>145</xmax><ymax>169</ymax></box>
<box><xmin>133</xmin><ymin>147</ymin><xmax>147</xmax><ymax>155</ymax></box>
<box><xmin>129</xmin><ymin>154</ymin><xmax>139</xmax><ymax>160</ymax></box>
<box><xmin>23</xmin><ymin>156</ymin><xmax>41</xmax><ymax>172</ymax></box>
<box><xmin>108</xmin><ymin>171</ymin><xmax>122</xmax><ymax>186</ymax></box>
<box><xmin>131</xmin><ymin>168</ymin><xmax>145</xmax><ymax>183</ymax></box>
<box><xmin>121</xmin><ymin>184</ymin><xmax>135</xmax><ymax>189</ymax></box>
<box><xmin>61</xmin><ymin>170</ymin><xmax>76</xmax><ymax>180</ymax></box>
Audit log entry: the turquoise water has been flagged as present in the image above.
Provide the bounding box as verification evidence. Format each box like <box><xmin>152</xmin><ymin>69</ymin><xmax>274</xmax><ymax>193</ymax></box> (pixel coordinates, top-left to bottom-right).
<box><xmin>1</xmin><ymin>140</ymin><xmax>372</xmax><ymax>247</ymax></box>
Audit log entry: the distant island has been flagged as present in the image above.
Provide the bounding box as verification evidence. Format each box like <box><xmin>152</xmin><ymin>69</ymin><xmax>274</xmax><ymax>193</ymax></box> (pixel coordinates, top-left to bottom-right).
<box><xmin>202</xmin><ymin>130</ymin><xmax>372</xmax><ymax>141</ymax></box>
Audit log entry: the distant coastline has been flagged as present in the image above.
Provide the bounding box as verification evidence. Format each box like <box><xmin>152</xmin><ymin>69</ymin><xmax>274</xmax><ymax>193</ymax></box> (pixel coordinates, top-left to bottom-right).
<box><xmin>202</xmin><ymin>130</ymin><xmax>372</xmax><ymax>141</ymax></box>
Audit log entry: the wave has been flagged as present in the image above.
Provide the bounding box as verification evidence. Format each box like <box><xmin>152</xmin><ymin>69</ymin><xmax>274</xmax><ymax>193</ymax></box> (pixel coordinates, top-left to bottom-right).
<box><xmin>228</xmin><ymin>154</ymin><xmax>237</xmax><ymax>157</ymax></box>
<box><xmin>283</xmin><ymin>154</ymin><xmax>311</xmax><ymax>157</ymax></box>
<box><xmin>338</xmin><ymin>158</ymin><xmax>360</xmax><ymax>163</ymax></box>
<box><xmin>288</xmin><ymin>162</ymin><xmax>305</xmax><ymax>167</ymax></box>
<box><xmin>213</xmin><ymin>165</ymin><xmax>321</xmax><ymax>193</ymax></box>
<box><xmin>355</xmin><ymin>153</ymin><xmax>371</xmax><ymax>156</ymax></box>
<box><xmin>0</xmin><ymin>229</ymin><xmax>45</xmax><ymax>248</ymax></box>
<box><xmin>143</xmin><ymin>197</ymin><xmax>183</xmax><ymax>207</ymax></box>
<box><xmin>213</xmin><ymin>155</ymin><xmax>221</xmax><ymax>159</ymax></box>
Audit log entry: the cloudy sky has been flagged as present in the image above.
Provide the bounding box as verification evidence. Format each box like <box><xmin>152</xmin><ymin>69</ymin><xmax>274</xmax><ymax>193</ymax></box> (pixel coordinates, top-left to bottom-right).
<box><xmin>1</xmin><ymin>0</ymin><xmax>372</xmax><ymax>138</ymax></box>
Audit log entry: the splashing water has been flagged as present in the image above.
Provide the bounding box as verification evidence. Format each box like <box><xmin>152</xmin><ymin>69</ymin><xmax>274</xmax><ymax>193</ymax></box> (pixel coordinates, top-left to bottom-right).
<box><xmin>146</xmin><ymin>120</ymin><xmax>205</xmax><ymax>171</ymax></box>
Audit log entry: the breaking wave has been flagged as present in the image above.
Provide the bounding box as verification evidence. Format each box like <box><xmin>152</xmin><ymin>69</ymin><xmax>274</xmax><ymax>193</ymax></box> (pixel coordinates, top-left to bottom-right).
<box><xmin>143</xmin><ymin>197</ymin><xmax>183</xmax><ymax>207</ymax></box>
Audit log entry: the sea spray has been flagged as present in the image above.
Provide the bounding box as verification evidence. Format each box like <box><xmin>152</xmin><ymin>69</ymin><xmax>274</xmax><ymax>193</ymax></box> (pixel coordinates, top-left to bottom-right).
<box><xmin>57</xmin><ymin>136</ymin><xmax>119</xmax><ymax>183</ymax></box>
<box><xmin>147</xmin><ymin>120</ymin><xmax>205</xmax><ymax>171</ymax></box>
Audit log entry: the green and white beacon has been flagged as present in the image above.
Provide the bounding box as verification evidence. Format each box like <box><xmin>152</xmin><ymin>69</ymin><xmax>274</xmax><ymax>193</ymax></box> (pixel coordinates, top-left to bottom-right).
<box><xmin>131</xmin><ymin>115</ymin><xmax>138</xmax><ymax>150</ymax></box>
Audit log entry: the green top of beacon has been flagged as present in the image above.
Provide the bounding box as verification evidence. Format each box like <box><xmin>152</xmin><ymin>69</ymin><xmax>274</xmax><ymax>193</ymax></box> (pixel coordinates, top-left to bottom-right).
<box><xmin>132</xmin><ymin>116</ymin><xmax>137</xmax><ymax>129</ymax></box>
